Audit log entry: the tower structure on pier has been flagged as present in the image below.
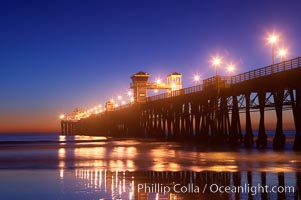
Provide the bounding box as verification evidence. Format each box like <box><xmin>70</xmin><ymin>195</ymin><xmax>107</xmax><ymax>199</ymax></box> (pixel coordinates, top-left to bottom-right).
<box><xmin>130</xmin><ymin>71</ymin><xmax>150</xmax><ymax>103</ymax></box>
<box><xmin>105</xmin><ymin>100</ymin><xmax>115</xmax><ymax>112</ymax></box>
<box><xmin>130</xmin><ymin>71</ymin><xmax>183</xmax><ymax>103</ymax></box>
<box><xmin>166</xmin><ymin>72</ymin><xmax>182</xmax><ymax>91</ymax></box>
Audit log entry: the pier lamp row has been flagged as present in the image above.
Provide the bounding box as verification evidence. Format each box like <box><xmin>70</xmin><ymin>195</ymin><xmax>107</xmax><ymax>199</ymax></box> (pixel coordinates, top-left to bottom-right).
<box><xmin>59</xmin><ymin>90</ymin><xmax>135</xmax><ymax>120</ymax></box>
<box><xmin>267</xmin><ymin>33</ymin><xmax>289</xmax><ymax>63</ymax></box>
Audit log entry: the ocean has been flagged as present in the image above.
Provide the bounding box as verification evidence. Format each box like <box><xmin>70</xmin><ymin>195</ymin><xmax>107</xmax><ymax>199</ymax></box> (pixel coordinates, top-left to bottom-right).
<box><xmin>0</xmin><ymin>131</ymin><xmax>300</xmax><ymax>200</ymax></box>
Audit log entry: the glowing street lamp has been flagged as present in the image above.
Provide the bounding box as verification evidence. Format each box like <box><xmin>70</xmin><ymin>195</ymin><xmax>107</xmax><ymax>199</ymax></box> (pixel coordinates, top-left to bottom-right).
<box><xmin>277</xmin><ymin>48</ymin><xmax>287</xmax><ymax>61</ymax></box>
<box><xmin>193</xmin><ymin>75</ymin><xmax>200</xmax><ymax>85</ymax></box>
<box><xmin>156</xmin><ymin>79</ymin><xmax>161</xmax><ymax>84</ymax></box>
<box><xmin>268</xmin><ymin>34</ymin><xmax>279</xmax><ymax>65</ymax></box>
<box><xmin>127</xmin><ymin>91</ymin><xmax>132</xmax><ymax>96</ymax></box>
<box><xmin>117</xmin><ymin>96</ymin><xmax>122</xmax><ymax>100</ymax></box>
<box><xmin>59</xmin><ymin>114</ymin><xmax>65</xmax><ymax>120</ymax></box>
<box><xmin>212</xmin><ymin>57</ymin><xmax>221</xmax><ymax>76</ymax></box>
<box><xmin>227</xmin><ymin>64</ymin><xmax>235</xmax><ymax>75</ymax></box>
<box><xmin>193</xmin><ymin>75</ymin><xmax>200</xmax><ymax>81</ymax></box>
<box><xmin>269</xmin><ymin>35</ymin><xmax>278</xmax><ymax>44</ymax></box>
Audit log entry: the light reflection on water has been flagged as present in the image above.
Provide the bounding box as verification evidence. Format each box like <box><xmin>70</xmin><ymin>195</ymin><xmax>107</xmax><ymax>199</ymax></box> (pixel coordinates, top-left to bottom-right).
<box><xmin>0</xmin><ymin>134</ymin><xmax>301</xmax><ymax>199</ymax></box>
<box><xmin>59</xmin><ymin>137</ymin><xmax>301</xmax><ymax>199</ymax></box>
<box><xmin>70</xmin><ymin>169</ymin><xmax>298</xmax><ymax>200</ymax></box>
<box><xmin>54</xmin><ymin>140</ymin><xmax>301</xmax><ymax>173</ymax></box>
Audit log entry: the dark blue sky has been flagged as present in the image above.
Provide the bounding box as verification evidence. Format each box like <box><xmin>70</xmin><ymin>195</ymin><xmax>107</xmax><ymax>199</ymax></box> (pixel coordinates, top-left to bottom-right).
<box><xmin>0</xmin><ymin>0</ymin><xmax>300</xmax><ymax>132</ymax></box>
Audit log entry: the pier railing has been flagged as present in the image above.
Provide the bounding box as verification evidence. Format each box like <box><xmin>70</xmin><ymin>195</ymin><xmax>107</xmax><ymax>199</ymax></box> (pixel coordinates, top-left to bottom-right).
<box><xmin>147</xmin><ymin>76</ymin><xmax>232</xmax><ymax>102</ymax></box>
<box><xmin>231</xmin><ymin>57</ymin><xmax>301</xmax><ymax>84</ymax></box>
<box><xmin>147</xmin><ymin>84</ymin><xmax>203</xmax><ymax>101</ymax></box>
<box><xmin>147</xmin><ymin>57</ymin><xmax>301</xmax><ymax>102</ymax></box>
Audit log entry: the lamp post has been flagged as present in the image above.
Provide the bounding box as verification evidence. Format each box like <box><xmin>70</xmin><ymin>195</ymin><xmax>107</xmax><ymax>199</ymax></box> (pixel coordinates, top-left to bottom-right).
<box><xmin>268</xmin><ymin>35</ymin><xmax>278</xmax><ymax>65</ymax></box>
<box><xmin>211</xmin><ymin>56</ymin><xmax>221</xmax><ymax>138</ymax></box>
<box><xmin>212</xmin><ymin>57</ymin><xmax>221</xmax><ymax>76</ymax></box>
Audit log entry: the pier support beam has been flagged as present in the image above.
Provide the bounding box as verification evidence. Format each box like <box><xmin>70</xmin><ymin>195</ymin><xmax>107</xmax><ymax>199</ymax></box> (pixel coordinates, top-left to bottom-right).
<box><xmin>162</xmin><ymin>108</ymin><xmax>167</xmax><ymax>138</ymax></box>
<box><xmin>273</xmin><ymin>90</ymin><xmax>286</xmax><ymax>149</ymax></box>
<box><xmin>217</xmin><ymin>98</ymin><xmax>223</xmax><ymax>139</ymax></box>
<box><xmin>167</xmin><ymin>106</ymin><xmax>172</xmax><ymax>139</ymax></box>
<box><xmin>219</xmin><ymin>96</ymin><xmax>230</xmax><ymax>141</ymax></box>
<box><xmin>290</xmin><ymin>89</ymin><xmax>301</xmax><ymax>150</ymax></box>
<box><xmin>153</xmin><ymin>110</ymin><xmax>158</xmax><ymax>132</ymax></box>
<box><xmin>147</xmin><ymin>108</ymin><xmax>152</xmax><ymax>137</ymax></box>
<box><xmin>256</xmin><ymin>92</ymin><xmax>267</xmax><ymax>148</ymax></box>
<box><xmin>184</xmin><ymin>102</ymin><xmax>192</xmax><ymax>137</ymax></box>
<box><xmin>180</xmin><ymin>104</ymin><xmax>185</xmax><ymax>136</ymax></box>
<box><xmin>173</xmin><ymin>104</ymin><xmax>180</xmax><ymax>138</ymax></box>
<box><xmin>158</xmin><ymin>109</ymin><xmax>163</xmax><ymax>136</ymax></box>
<box><xmin>210</xmin><ymin>98</ymin><xmax>221</xmax><ymax>144</ymax></box>
<box><xmin>229</xmin><ymin>95</ymin><xmax>241</xmax><ymax>145</ymax></box>
<box><xmin>65</xmin><ymin>122</ymin><xmax>68</xmax><ymax>136</ymax></box>
<box><xmin>244</xmin><ymin>93</ymin><xmax>253</xmax><ymax>147</ymax></box>
<box><xmin>150</xmin><ymin>108</ymin><xmax>155</xmax><ymax>134</ymax></box>
<box><xmin>193</xmin><ymin>102</ymin><xmax>201</xmax><ymax>137</ymax></box>
<box><xmin>200</xmin><ymin>102</ymin><xmax>209</xmax><ymax>142</ymax></box>
<box><xmin>60</xmin><ymin>121</ymin><xmax>65</xmax><ymax>135</ymax></box>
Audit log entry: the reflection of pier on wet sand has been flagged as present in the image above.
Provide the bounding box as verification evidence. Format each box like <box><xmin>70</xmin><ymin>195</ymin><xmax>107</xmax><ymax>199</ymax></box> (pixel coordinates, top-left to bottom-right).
<box><xmin>73</xmin><ymin>169</ymin><xmax>299</xmax><ymax>200</ymax></box>
<box><xmin>55</xmin><ymin>137</ymin><xmax>300</xmax><ymax>199</ymax></box>
<box><xmin>1</xmin><ymin>134</ymin><xmax>301</xmax><ymax>199</ymax></box>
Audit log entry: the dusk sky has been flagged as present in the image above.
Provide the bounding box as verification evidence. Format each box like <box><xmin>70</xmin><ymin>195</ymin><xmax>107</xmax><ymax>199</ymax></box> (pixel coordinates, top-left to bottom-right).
<box><xmin>0</xmin><ymin>0</ymin><xmax>301</xmax><ymax>133</ymax></box>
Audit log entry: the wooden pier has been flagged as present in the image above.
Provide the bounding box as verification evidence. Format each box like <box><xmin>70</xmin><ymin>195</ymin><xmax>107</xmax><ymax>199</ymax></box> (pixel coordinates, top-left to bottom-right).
<box><xmin>61</xmin><ymin>57</ymin><xmax>301</xmax><ymax>150</ymax></box>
